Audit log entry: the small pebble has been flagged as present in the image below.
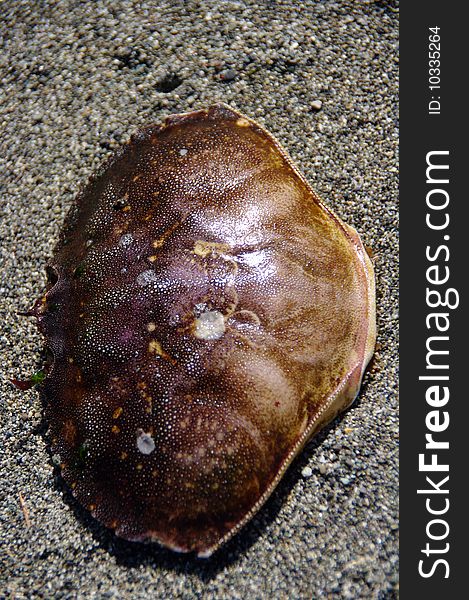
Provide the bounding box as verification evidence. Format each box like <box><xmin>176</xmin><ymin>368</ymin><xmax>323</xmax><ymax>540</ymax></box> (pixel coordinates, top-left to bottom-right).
<box><xmin>311</xmin><ymin>100</ymin><xmax>323</xmax><ymax>111</ymax></box>
<box><xmin>301</xmin><ymin>466</ymin><xmax>313</xmax><ymax>478</ymax></box>
<box><xmin>219</xmin><ymin>69</ymin><xmax>237</xmax><ymax>82</ymax></box>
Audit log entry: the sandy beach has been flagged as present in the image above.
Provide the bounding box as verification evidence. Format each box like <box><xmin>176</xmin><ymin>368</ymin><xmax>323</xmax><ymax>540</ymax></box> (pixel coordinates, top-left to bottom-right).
<box><xmin>0</xmin><ymin>1</ymin><xmax>398</xmax><ymax>597</ymax></box>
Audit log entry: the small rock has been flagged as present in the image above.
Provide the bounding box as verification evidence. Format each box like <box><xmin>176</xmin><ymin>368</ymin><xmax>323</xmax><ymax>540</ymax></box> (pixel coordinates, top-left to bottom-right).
<box><xmin>155</xmin><ymin>73</ymin><xmax>182</xmax><ymax>93</ymax></box>
<box><xmin>301</xmin><ymin>466</ymin><xmax>313</xmax><ymax>478</ymax></box>
<box><xmin>219</xmin><ymin>69</ymin><xmax>237</xmax><ymax>82</ymax></box>
<box><xmin>311</xmin><ymin>100</ymin><xmax>323</xmax><ymax>111</ymax></box>
<box><xmin>319</xmin><ymin>463</ymin><xmax>328</xmax><ymax>475</ymax></box>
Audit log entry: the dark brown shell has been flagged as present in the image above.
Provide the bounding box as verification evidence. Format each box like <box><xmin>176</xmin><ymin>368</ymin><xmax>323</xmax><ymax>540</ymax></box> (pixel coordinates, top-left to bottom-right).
<box><xmin>36</xmin><ymin>104</ymin><xmax>375</xmax><ymax>557</ymax></box>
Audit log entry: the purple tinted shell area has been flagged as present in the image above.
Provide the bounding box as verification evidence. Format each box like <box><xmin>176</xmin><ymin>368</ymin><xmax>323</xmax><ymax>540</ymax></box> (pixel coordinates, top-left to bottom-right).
<box><xmin>33</xmin><ymin>104</ymin><xmax>375</xmax><ymax>557</ymax></box>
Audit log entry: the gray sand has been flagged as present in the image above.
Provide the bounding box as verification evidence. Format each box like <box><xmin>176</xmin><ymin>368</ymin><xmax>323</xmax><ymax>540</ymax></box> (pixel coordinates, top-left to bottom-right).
<box><xmin>0</xmin><ymin>1</ymin><xmax>398</xmax><ymax>598</ymax></box>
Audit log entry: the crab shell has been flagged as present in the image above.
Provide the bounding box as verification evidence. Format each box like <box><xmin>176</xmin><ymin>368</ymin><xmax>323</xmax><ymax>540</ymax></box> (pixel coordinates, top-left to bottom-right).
<box><xmin>36</xmin><ymin>104</ymin><xmax>375</xmax><ymax>557</ymax></box>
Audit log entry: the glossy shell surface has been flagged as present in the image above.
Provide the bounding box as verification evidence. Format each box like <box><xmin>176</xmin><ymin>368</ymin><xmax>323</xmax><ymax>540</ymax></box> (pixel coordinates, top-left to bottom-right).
<box><xmin>36</xmin><ymin>104</ymin><xmax>375</xmax><ymax>557</ymax></box>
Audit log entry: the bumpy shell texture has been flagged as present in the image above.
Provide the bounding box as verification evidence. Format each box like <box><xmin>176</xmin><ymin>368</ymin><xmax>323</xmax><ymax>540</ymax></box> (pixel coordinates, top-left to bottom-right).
<box><xmin>35</xmin><ymin>104</ymin><xmax>375</xmax><ymax>557</ymax></box>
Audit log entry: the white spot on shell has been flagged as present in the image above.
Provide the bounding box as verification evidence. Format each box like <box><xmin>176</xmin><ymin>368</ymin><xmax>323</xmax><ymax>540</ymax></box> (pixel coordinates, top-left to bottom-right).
<box><xmin>119</xmin><ymin>233</ymin><xmax>134</xmax><ymax>247</ymax></box>
<box><xmin>239</xmin><ymin>249</ymin><xmax>269</xmax><ymax>268</ymax></box>
<box><xmin>179</xmin><ymin>148</ymin><xmax>188</xmax><ymax>156</ymax></box>
<box><xmin>136</xmin><ymin>430</ymin><xmax>155</xmax><ymax>455</ymax></box>
<box><xmin>137</xmin><ymin>269</ymin><xmax>158</xmax><ymax>286</ymax></box>
<box><xmin>194</xmin><ymin>310</ymin><xmax>225</xmax><ymax>340</ymax></box>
